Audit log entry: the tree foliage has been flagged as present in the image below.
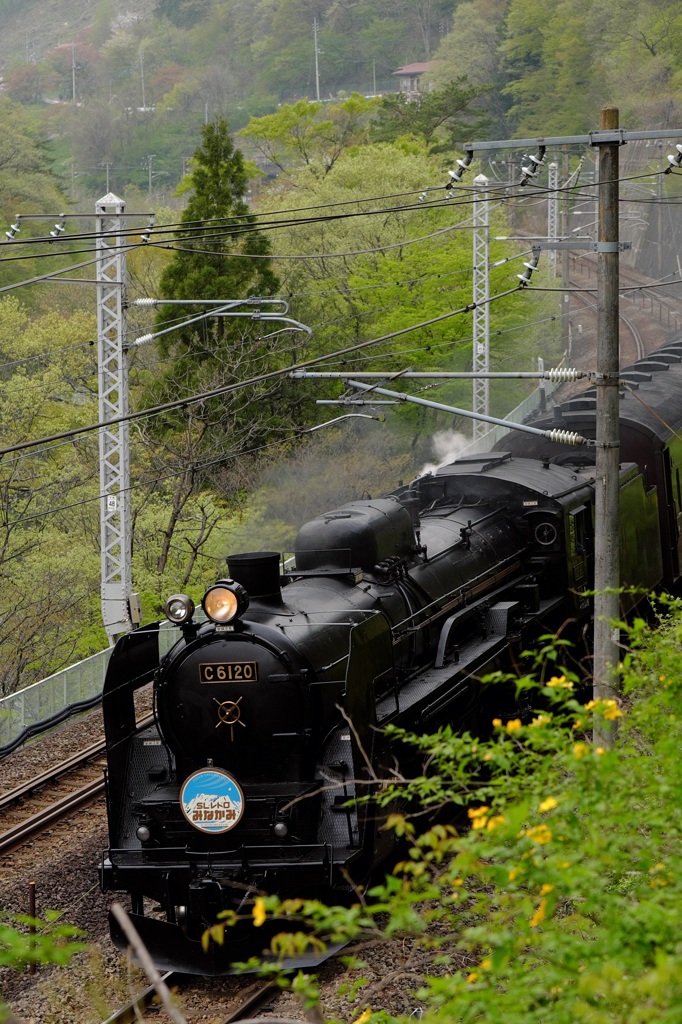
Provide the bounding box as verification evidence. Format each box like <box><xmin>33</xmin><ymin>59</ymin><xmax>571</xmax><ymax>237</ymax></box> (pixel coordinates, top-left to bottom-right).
<box><xmin>156</xmin><ymin>117</ymin><xmax>279</xmax><ymax>358</ymax></box>
<box><xmin>372</xmin><ymin>78</ymin><xmax>492</xmax><ymax>153</ymax></box>
<box><xmin>0</xmin><ymin>298</ymin><xmax>105</xmax><ymax>692</ymax></box>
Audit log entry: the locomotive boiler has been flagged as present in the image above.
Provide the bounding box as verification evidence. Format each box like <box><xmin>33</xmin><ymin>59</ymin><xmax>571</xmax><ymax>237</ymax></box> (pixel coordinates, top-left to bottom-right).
<box><xmin>100</xmin><ymin>448</ymin><xmax>663</xmax><ymax>975</ymax></box>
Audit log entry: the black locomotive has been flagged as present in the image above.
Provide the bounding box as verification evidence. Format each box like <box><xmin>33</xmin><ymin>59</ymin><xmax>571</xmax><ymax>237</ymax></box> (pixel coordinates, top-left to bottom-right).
<box><xmin>100</xmin><ymin>341</ymin><xmax>682</xmax><ymax>975</ymax></box>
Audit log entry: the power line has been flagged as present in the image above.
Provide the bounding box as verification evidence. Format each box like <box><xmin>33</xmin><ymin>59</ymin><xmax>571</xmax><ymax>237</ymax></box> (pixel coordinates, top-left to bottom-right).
<box><xmin>0</xmin><ymin>282</ymin><xmax>524</xmax><ymax>462</ymax></box>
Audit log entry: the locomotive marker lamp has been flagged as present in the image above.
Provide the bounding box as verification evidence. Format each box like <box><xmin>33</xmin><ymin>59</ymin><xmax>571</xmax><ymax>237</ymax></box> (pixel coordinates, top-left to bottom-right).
<box><xmin>165</xmin><ymin>593</ymin><xmax>195</xmax><ymax>625</ymax></box>
<box><xmin>203</xmin><ymin>579</ymin><xmax>249</xmax><ymax>625</ymax></box>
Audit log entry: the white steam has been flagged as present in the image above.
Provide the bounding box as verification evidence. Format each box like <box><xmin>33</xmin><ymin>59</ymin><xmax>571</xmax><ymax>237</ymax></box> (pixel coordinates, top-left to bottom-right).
<box><xmin>419</xmin><ymin>429</ymin><xmax>470</xmax><ymax>476</ymax></box>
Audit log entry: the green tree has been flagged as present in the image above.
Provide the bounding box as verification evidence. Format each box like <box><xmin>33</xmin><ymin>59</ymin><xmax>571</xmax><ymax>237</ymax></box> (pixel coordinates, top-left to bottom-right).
<box><xmin>238</xmin><ymin>94</ymin><xmax>378</xmax><ymax>174</ymax></box>
<box><xmin>501</xmin><ymin>0</ymin><xmax>600</xmax><ymax>133</ymax></box>
<box><xmin>0</xmin><ymin>911</ymin><xmax>84</xmax><ymax>1024</ymax></box>
<box><xmin>156</xmin><ymin>116</ymin><xmax>279</xmax><ymax>357</ymax></box>
<box><xmin>427</xmin><ymin>0</ymin><xmax>512</xmax><ymax>136</ymax></box>
<box><xmin>0</xmin><ymin>298</ymin><xmax>105</xmax><ymax>693</ymax></box>
<box><xmin>135</xmin><ymin>119</ymin><xmax>294</xmax><ymax>582</ymax></box>
<box><xmin>372</xmin><ymin>78</ymin><xmax>492</xmax><ymax>153</ymax></box>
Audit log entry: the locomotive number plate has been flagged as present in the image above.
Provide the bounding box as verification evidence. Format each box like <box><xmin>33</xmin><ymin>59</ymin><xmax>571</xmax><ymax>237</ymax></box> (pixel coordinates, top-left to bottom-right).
<box><xmin>199</xmin><ymin>661</ymin><xmax>258</xmax><ymax>683</ymax></box>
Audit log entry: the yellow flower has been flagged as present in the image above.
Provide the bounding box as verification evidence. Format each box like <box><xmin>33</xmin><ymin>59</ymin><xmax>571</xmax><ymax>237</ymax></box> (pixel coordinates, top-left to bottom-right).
<box><xmin>483</xmin><ymin>752</ymin><xmax>492</xmax><ymax>761</ymax></box>
<box><xmin>529</xmin><ymin>898</ymin><xmax>547</xmax><ymax>928</ymax></box>
<box><xmin>352</xmin><ymin>1010</ymin><xmax>373</xmax><ymax>1024</ymax></box>
<box><xmin>559</xmin><ymin>861</ymin><xmax>572</xmax><ymax>869</ymax></box>
<box><xmin>595</xmin><ymin>747</ymin><xmax>605</xmax><ymax>756</ymax></box>
<box><xmin>480</xmin><ymin>959</ymin><xmax>492</xmax><ymax>969</ymax></box>
<box><xmin>530</xmin><ymin>713</ymin><xmax>551</xmax><ymax>727</ymax></box>
<box><xmin>467</xmin><ymin>972</ymin><xmax>479</xmax><ymax>984</ymax></box>
<box><xmin>526</xmin><ymin>824</ymin><xmax>552</xmax><ymax>845</ymax></box>
<box><xmin>505</xmin><ymin>718</ymin><xmax>523</xmax><ymax>733</ymax></box>
<box><xmin>453</xmin><ymin>878</ymin><xmax>464</xmax><ymax>887</ymax></box>
<box><xmin>468</xmin><ymin>805</ymin><xmax>490</xmax><ymax>829</ymax></box>
<box><xmin>540</xmin><ymin>883</ymin><xmax>554</xmax><ymax>895</ymax></box>
<box><xmin>508</xmin><ymin>867</ymin><xmax>519</xmax><ymax>881</ymax></box>
<box><xmin>486</xmin><ymin>814</ymin><xmax>506</xmax><ymax>831</ymax></box>
<box><xmin>585</xmin><ymin>698</ymin><xmax>622</xmax><ymax>720</ymax></box>
<box><xmin>492</xmin><ymin>718</ymin><xmax>502</xmax><ymax>728</ymax></box>
<box><xmin>573</xmin><ymin>742</ymin><xmax>589</xmax><ymax>759</ymax></box>
<box><xmin>547</xmin><ymin>675</ymin><xmax>574</xmax><ymax>690</ymax></box>
<box><xmin>252</xmin><ymin>897</ymin><xmax>267</xmax><ymax>928</ymax></box>
<box><xmin>538</xmin><ymin>796</ymin><xmax>559</xmax><ymax>813</ymax></box>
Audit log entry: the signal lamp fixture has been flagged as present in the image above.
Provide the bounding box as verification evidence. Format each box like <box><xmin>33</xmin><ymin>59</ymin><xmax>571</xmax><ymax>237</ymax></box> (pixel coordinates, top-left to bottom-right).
<box><xmin>140</xmin><ymin>215</ymin><xmax>155</xmax><ymax>243</ymax></box>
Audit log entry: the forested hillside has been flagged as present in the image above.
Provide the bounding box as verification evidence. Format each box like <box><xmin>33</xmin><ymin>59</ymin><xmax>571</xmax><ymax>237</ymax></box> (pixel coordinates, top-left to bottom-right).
<box><xmin>0</xmin><ymin>0</ymin><xmax>680</xmax><ymax>199</ymax></box>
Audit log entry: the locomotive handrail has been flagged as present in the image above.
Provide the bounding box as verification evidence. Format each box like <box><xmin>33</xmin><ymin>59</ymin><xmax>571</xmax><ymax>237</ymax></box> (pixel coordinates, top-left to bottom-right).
<box><xmin>391</xmin><ymin>554</ymin><xmax>526</xmax><ymax>635</ymax></box>
<box><xmin>434</xmin><ymin>587</ymin><xmax>522</xmax><ymax>668</ymax></box>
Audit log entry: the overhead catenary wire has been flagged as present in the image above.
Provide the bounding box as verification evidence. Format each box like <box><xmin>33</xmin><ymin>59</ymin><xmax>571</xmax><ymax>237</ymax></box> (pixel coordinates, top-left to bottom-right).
<box><xmin>0</xmin><ymin>282</ymin><xmax>525</xmax><ymax>462</ymax></box>
<box><xmin>2</xmin><ymin>166</ymin><xmax>674</xmax><ymax>257</ymax></box>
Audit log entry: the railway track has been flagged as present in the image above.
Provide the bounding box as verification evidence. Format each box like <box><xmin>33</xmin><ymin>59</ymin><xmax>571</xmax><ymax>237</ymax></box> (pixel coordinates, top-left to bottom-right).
<box><xmin>0</xmin><ymin>714</ymin><xmax>154</xmax><ymax>855</ymax></box>
<box><xmin>0</xmin><ymin>776</ymin><xmax>105</xmax><ymax>855</ymax></box>
<box><xmin>102</xmin><ymin>976</ymin><xmax>280</xmax><ymax>1024</ymax></box>
<box><xmin>570</xmin><ymin>255</ymin><xmax>681</xmax><ymax>350</ymax></box>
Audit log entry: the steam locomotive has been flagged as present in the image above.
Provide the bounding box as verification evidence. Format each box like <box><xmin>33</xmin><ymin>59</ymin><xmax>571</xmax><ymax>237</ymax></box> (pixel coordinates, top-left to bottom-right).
<box><xmin>100</xmin><ymin>339</ymin><xmax>682</xmax><ymax>975</ymax></box>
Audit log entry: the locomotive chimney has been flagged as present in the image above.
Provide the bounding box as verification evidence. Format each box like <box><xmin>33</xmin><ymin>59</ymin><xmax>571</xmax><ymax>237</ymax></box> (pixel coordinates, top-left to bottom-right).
<box><xmin>226</xmin><ymin>551</ymin><xmax>282</xmax><ymax>601</ymax></box>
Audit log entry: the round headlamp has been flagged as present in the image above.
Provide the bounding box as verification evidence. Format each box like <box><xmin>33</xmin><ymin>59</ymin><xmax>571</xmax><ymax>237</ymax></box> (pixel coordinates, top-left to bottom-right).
<box><xmin>202</xmin><ymin>579</ymin><xmax>249</xmax><ymax>624</ymax></box>
<box><xmin>164</xmin><ymin>593</ymin><xmax>195</xmax><ymax>625</ymax></box>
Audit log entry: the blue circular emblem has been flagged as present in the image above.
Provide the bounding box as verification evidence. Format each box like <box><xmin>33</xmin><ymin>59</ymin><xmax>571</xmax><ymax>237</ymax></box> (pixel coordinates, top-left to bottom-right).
<box><xmin>179</xmin><ymin>768</ymin><xmax>245</xmax><ymax>834</ymax></box>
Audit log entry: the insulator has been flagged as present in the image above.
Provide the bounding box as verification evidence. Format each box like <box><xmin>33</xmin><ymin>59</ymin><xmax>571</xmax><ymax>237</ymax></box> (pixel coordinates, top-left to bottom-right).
<box><xmin>545</xmin><ymin>368</ymin><xmax>582</xmax><ymax>382</ymax></box>
<box><xmin>665</xmin><ymin>144</ymin><xmax>682</xmax><ymax>174</ymax></box>
<box><xmin>134</xmin><ymin>298</ymin><xmax>158</xmax><ymax>307</ymax></box>
<box><xmin>133</xmin><ymin>332</ymin><xmax>155</xmax><ymax>346</ymax></box>
<box><xmin>520</xmin><ymin>148</ymin><xmax>546</xmax><ymax>185</ymax></box>
<box><xmin>445</xmin><ymin>156</ymin><xmax>472</xmax><ymax>188</ymax></box>
<box><xmin>544</xmin><ymin>429</ymin><xmax>587</xmax><ymax>446</ymax></box>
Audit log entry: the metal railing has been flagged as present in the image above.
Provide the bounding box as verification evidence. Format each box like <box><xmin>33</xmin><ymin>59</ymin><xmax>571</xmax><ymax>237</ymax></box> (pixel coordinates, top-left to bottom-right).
<box><xmin>0</xmin><ymin>625</ymin><xmax>180</xmax><ymax>756</ymax></box>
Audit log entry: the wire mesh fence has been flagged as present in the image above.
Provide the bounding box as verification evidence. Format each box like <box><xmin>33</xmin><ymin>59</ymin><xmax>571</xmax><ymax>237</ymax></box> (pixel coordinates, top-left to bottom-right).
<box><xmin>0</xmin><ymin>624</ymin><xmax>180</xmax><ymax>754</ymax></box>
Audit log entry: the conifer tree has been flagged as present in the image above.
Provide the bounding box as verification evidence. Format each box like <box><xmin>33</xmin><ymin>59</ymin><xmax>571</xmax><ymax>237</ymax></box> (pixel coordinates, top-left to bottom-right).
<box><xmin>156</xmin><ymin>117</ymin><xmax>279</xmax><ymax>359</ymax></box>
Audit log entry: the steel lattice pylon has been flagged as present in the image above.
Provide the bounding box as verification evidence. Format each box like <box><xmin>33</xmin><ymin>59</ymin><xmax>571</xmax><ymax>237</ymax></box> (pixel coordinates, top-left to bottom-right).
<box><xmin>547</xmin><ymin>161</ymin><xmax>559</xmax><ymax>272</ymax></box>
<box><xmin>96</xmin><ymin>193</ymin><xmax>133</xmax><ymax>642</ymax></box>
<box><xmin>472</xmin><ymin>175</ymin><xmax>490</xmax><ymax>442</ymax></box>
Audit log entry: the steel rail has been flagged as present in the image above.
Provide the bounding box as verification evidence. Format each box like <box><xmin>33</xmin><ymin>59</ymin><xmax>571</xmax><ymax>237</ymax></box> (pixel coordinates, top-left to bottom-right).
<box><xmin>0</xmin><ymin>777</ymin><xmax>105</xmax><ymax>854</ymax></box>
<box><xmin>0</xmin><ymin>738</ymin><xmax>107</xmax><ymax>812</ymax></box>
